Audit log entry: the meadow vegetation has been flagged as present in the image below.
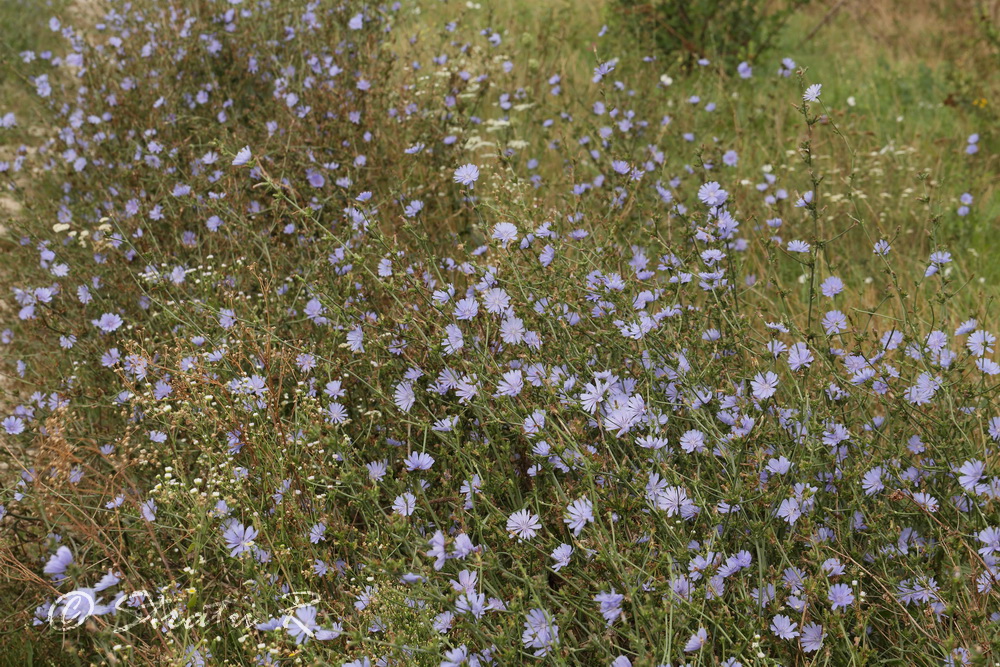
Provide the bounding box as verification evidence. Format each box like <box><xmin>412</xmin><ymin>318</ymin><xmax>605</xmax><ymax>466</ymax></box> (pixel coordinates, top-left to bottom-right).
<box><xmin>0</xmin><ymin>0</ymin><xmax>998</xmax><ymax>665</ymax></box>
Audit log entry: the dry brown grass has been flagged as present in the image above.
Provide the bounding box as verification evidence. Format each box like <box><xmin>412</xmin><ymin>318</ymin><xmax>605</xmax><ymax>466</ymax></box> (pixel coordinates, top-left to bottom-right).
<box><xmin>800</xmin><ymin>0</ymin><xmax>996</xmax><ymax>67</ymax></box>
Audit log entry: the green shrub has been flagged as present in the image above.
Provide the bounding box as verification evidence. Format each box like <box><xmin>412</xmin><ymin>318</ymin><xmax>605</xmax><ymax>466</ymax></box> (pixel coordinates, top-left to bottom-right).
<box><xmin>609</xmin><ymin>0</ymin><xmax>813</xmax><ymax>68</ymax></box>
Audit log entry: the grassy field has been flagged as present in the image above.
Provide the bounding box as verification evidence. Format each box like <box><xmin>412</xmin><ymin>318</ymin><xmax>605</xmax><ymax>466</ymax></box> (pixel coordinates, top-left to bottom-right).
<box><xmin>420</xmin><ymin>0</ymin><xmax>1000</xmax><ymax>301</ymax></box>
<box><xmin>0</xmin><ymin>0</ymin><xmax>998</xmax><ymax>665</ymax></box>
<box><xmin>0</xmin><ymin>0</ymin><xmax>69</xmax><ymax>122</ymax></box>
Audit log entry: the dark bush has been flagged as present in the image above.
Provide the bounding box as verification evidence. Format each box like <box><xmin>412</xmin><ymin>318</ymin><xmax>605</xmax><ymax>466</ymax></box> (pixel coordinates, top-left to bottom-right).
<box><xmin>609</xmin><ymin>0</ymin><xmax>813</xmax><ymax>68</ymax></box>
